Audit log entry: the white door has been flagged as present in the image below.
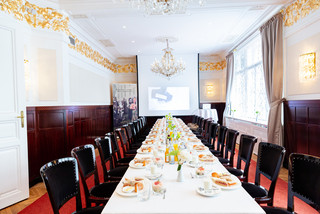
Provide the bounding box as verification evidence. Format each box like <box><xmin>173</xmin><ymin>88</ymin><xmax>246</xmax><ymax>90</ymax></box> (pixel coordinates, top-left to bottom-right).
<box><xmin>0</xmin><ymin>24</ymin><xmax>29</xmax><ymax>209</ymax></box>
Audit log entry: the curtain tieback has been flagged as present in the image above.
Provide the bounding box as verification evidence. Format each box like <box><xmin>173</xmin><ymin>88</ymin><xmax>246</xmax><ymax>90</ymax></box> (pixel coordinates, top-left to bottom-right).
<box><xmin>270</xmin><ymin>98</ymin><xmax>286</xmax><ymax>108</ymax></box>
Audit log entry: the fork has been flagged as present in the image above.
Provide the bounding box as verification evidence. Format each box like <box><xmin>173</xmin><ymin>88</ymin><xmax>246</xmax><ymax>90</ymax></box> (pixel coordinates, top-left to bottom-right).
<box><xmin>162</xmin><ymin>189</ymin><xmax>167</xmax><ymax>199</ymax></box>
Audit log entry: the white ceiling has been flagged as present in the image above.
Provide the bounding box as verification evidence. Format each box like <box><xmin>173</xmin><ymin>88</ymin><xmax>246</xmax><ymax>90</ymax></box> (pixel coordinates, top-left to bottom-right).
<box><xmin>56</xmin><ymin>0</ymin><xmax>291</xmax><ymax>60</ymax></box>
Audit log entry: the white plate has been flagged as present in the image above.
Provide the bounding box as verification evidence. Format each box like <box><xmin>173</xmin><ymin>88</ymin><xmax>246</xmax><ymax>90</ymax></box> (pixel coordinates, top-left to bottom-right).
<box><xmin>116</xmin><ymin>179</ymin><xmax>146</xmax><ymax>197</ymax></box>
<box><xmin>211</xmin><ymin>174</ymin><xmax>241</xmax><ymax>190</ymax></box>
<box><xmin>194</xmin><ymin>146</ymin><xmax>209</xmax><ymax>152</ymax></box>
<box><xmin>129</xmin><ymin>160</ymin><xmax>145</xmax><ymax>169</ymax></box>
<box><xmin>137</xmin><ymin>149</ymin><xmax>152</xmax><ymax>154</ymax></box>
<box><xmin>142</xmin><ymin>141</ymin><xmax>155</xmax><ymax>145</ymax></box>
<box><xmin>186</xmin><ymin>162</ymin><xmax>199</xmax><ymax>168</ymax></box>
<box><xmin>196</xmin><ymin>187</ymin><xmax>221</xmax><ymax>197</ymax></box>
<box><xmin>116</xmin><ymin>185</ymin><xmax>139</xmax><ymax>197</ymax></box>
<box><xmin>145</xmin><ymin>172</ymin><xmax>162</xmax><ymax>180</ymax></box>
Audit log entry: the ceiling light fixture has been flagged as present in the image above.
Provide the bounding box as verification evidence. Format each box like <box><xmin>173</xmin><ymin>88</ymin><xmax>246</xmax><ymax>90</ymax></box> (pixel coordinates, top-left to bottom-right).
<box><xmin>129</xmin><ymin>0</ymin><xmax>206</xmax><ymax>15</ymax></box>
<box><xmin>122</xmin><ymin>25</ymin><xmax>127</xmax><ymax>29</ymax></box>
<box><xmin>151</xmin><ymin>38</ymin><xmax>186</xmax><ymax>79</ymax></box>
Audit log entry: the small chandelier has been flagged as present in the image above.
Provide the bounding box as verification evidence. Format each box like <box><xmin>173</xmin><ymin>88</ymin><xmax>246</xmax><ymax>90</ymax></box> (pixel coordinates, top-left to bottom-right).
<box><xmin>151</xmin><ymin>39</ymin><xmax>186</xmax><ymax>79</ymax></box>
<box><xmin>129</xmin><ymin>0</ymin><xmax>206</xmax><ymax>15</ymax></box>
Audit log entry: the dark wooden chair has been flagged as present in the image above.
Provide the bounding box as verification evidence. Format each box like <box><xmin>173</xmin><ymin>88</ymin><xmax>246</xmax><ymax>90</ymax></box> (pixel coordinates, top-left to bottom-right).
<box><xmin>218</xmin><ymin>129</ymin><xmax>239</xmax><ymax>167</ymax></box>
<box><xmin>71</xmin><ymin>144</ymin><xmax>119</xmax><ymax>207</ymax></box>
<box><xmin>196</xmin><ymin>118</ymin><xmax>211</xmax><ymax>139</ymax></box>
<box><xmin>106</xmin><ymin>132</ymin><xmax>134</xmax><ymax>166</ymax></box>
<box><xmin>115</xmin><ymin>128</ymin><xmax>137</xmax><ymax>156</ymax></box>
<box><xmin>192</xmin><ymin>117</ymin><xmax>204</xmax><ymax>134</ymax></box>
<box><xmin>226</xmin><ymin>134</ymin><xmax>257</xmax><ymax>182</ymax></box>
<box><xmin>242</xmin><ymin>142</ymin><xmax>286</xmax><ymax>206</ymax></box>
<box><xmin>203</xmin><ymin>122</ymin><xmax>219</xmax><ymax>147</ymax></box>
<box><xmin>124</xmin><ymin>124</ymin><xmax>141</xmax><ymax>149</ymax></box>
<box><xmin>210</xmin><ymin>125</ymin><xmax>228</xmax><ymax>157</ymax></box>
<box><xmin>95</xmin><ymin>137</ymin><xmax>128</xmax><ymax>182</ymax></box>
<box><xmin>262</xmin><ymin>153</ymin><xmax>320</xmax><ymax>213</ymax></box>
<box><xmin>40</xmin><ymin>157</ymin><xmax>104</xmax><ymax>214</ymax></box>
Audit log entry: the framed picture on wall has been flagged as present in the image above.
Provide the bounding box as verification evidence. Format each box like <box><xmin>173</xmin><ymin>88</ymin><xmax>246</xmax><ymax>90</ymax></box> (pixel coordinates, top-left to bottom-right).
<box><xmin>112</xmin><ymin>83</ymin><xmax>138</xmax><ymax>128</ymax></box>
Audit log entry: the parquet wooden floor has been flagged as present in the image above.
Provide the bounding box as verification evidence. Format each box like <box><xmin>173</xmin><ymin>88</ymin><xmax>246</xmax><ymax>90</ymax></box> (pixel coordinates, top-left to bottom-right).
<box><xmin>0</xmin><ymin>182</ymin><xmax>46</xmax><ymax>214</ymax></box>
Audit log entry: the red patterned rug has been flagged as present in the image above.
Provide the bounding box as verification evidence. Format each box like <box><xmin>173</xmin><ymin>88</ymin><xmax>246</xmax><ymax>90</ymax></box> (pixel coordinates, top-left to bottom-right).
<box><xmin>19</xmin><ymin>151</ymin><xmax>318</xmax><ymax>214</ymax></box>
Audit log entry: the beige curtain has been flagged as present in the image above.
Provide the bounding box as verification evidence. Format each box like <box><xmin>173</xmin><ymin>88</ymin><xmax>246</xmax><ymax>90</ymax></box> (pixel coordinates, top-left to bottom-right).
<box><xmin>260</xmin><ymin>13</ymin><xmax>284</xmax><ymax>146</ymax></box>
<box><xmin>223</xmin><ymin>53</ymin><xmax>234</xmax><ymax>126</ymax></box>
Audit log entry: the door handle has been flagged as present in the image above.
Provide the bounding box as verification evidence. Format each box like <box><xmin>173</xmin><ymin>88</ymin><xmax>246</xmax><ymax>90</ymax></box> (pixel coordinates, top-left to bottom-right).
<box><xmin>17</xmin><ymin>111</ymin><xmax>24</xmax><ymax>128</ymax></box>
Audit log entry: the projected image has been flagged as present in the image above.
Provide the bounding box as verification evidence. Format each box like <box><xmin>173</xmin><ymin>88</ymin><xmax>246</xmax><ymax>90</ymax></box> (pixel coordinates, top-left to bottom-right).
<box><xmin>148</xmin><ymin>87</ymin><xmax>190</xmax><ymax>110</ymax></box>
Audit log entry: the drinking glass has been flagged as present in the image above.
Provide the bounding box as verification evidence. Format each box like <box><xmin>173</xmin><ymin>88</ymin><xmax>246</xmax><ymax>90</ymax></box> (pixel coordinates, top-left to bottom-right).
<box><xmin>137</xmin><ymin>183</ymin><xmax>150</xmax><ymax>201</ymax></box>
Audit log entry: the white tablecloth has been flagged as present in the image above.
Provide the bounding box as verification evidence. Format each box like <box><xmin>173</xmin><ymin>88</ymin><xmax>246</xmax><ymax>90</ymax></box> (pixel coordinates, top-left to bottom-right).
<box><xmin>102</xmin><ymin>122</ymin><xmax>265</xmax><ymax>214</ymax></box>
<box><xmin>196</xmin><ymin>109</ymin><xmax>218</xmax><ymax>123</ymax></box>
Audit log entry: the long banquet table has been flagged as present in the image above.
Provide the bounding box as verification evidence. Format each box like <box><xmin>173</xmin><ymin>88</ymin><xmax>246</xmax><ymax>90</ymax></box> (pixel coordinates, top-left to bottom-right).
<box><xmin>102</xmin><ymin>119</ymin><xmax>265</xmax><ymax>214</ymax></box>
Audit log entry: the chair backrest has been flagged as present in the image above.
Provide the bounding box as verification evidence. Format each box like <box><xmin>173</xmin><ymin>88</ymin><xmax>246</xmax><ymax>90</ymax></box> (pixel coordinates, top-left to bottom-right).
<box><xmin>192</xmin><ymin>115</ymin><xmax>197</xmax><ymax>123</ymax></box>
<box><xmin>71</xmin><ymin>144</ymin><xmax>100</xmax><ymax>202</ymax></box>
<box><xmin>133</xmin><ymin>120</ymin><xmax>140</xmax><ymax>135</ymax></box>
<box><xmin>255</xmin><ymin>142</ymin><xmax>286</xmax><ymax>203</ymax></box>
<box><xmin>95</xmin><ymin>137</ymin><xmax>114</xmax><ymax>182</ymax></box>
<box><xmin>138</xmin><ymin>118</ymin><xmax>143</xmax><ymax>130</ymax></box>
<box><xmin>209</xmin><ymin>123</ymin><xmax>219</xmax><ymax>148</ymax></box>
<box><xmin>129</xmin><ymin>122</ymin><xmax>137</xmax><ymax>139</ymax></box>
<box><xmin>40</xmin><ymin>157</ymin><xmax>82</xmax><ymax>214</ymax></box>
<box><xmin>236</xmin><ymin>134</ymin><xmax>257</xmax><ymax>181</ymax></box>
<box><xmin>197</xmin><ymin>117</ymin><xmax>204</xmax><ymax>127</ymax></box>
<box><xmin>223</xmin><ymin>129</ymin><xmax>239</xmax><ymax>167</ymax></box>
<box><xmin>202</xmin><ymin>119</ymin><xmax>212</xmax><ymax>137</ymax></box>
<box><xmin>106</xmin><ymin>132</ymin><xmax>122</xmax><ymax>160</ymax></box>
<box><xmin>216</xmin><ymin>126</ymin><xmax>228</xmax><ymax>155</ymax></box>
<box><xmin>124</xmin><ymin>124</ymin><xmax>133</xmax><ymax>144</ymax></box>
<box><xmin>115</xmin><ymin>128</ymin><xmax>129</xmax><ymax>152</ymax></box>
<box><xmin>287</xmin><ymin>153</ymin><xmax>320</xmax><ymax>212</ymax></box>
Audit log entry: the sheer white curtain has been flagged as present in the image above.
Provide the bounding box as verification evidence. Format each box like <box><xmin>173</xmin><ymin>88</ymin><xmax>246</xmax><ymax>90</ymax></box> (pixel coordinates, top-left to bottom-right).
<box><xmin>230</xmin><ymin>35</ymin><xmax>269</xmax><ymax>124</ymax></box>
<box><xmin>223</xmin><ymin>53</ymin><xmax>234</xmax><ymax>125</ymax></box>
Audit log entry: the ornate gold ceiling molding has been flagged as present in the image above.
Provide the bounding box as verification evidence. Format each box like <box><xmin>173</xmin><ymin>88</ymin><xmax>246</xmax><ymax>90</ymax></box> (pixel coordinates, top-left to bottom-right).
<box><xmin>0</xmin><ymin>0</ymin><xmax>69</xmax><ymax>33</ymax></box>
<box><xmin>0</xmin><ymin>0</ymin><xmax>137</xmax><ymax>73</ymax></box>
<box><xmin>282</xmin><ymin>0</ymin><xmax>320</xmax><ymax>27</ymax></box>
<box><xmin>199</xmin><ymin>60</ymin><xmax>226</xmax><ymax>71</ymax></box>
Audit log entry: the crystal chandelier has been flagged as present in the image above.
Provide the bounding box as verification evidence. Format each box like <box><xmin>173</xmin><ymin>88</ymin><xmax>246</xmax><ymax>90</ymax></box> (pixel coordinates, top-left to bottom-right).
<box><xmin>129</xmin><ymin>0</ymin><xmax>206</xmax><ymax>15</ymax></box>
<box><xmin>151</xmin><ymin>39</ymin><xmax>186</xmax><ymax>79</ymax></box>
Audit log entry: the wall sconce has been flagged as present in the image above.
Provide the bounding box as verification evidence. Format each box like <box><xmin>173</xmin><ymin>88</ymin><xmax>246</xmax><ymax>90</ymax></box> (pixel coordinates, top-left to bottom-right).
<box><xmin>299</xmin><ymin>52</ymin><xmax>316</xmax><ymax>81</ymax></box>
<box><xmin>206</xmin><ymin>85</ymin><xmax>214</xmax><ymax>96</ymax></box>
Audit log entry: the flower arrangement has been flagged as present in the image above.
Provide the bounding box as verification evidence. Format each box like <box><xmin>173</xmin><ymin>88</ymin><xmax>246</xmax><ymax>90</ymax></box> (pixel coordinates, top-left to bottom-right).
<box><xmin>169</xmin><ymin>149</ymin><xmax>191</xmax><ymax>171</ymax></box>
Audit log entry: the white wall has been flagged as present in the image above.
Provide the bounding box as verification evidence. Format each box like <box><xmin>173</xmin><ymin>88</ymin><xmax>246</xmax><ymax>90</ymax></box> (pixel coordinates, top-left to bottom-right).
<box><xmin>199</xmin><ymin>69</ymin><xmax>226</xmax><ymax>102</ymax></box>
<box><xmin>199</xmin><ymin>55</ymin><xmax>226</xmax><ymax>103</ymax></box>
<box><xmin>284</xmin><ymin>10</ymin><xmax>320</xmax><ymax>100</ymax></box>
<box><xmin>20</xmin><ymin>18</ymin><xmax>115</xmax><ymax>106</ymax></box>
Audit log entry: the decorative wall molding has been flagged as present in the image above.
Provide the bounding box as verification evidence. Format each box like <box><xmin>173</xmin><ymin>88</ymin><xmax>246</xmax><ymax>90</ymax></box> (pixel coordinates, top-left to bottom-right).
<box><xmin>282</xmin><ymin>0</ymin><xmax>320</xmax><ymax>27</ymax></box>
<box><xmin>0</xmin><ymin>0</ymin><xmax>69</xmax><ymax>32</ymax></box>
<box><xmin>199</xmin><ymin>60</ymin><xmax>226</xmax><ymax>71</ymax></box>
<box><xmin>0</xmin><ymin>0</ymin><xmax>136</xmax><ymax>73</ymax></box>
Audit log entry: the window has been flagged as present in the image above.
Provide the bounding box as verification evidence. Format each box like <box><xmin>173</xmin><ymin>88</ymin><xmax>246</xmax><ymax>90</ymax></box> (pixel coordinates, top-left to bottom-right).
<box><xmin>230</xmin><ymin>34</ymin><xmax>269</xmax><ymax>124</ymax></box>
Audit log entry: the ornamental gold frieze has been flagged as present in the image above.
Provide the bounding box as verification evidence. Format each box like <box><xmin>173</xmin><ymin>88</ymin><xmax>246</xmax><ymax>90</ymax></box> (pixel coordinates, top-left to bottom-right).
<box><xmin>282</xmin><ymin>0</ymin><xmax>320</xmax><ymax>27</ymax></box>
<box><xmin>0</xmin><ymin>0</ymin><xmax>69</xmax><ymax>33</ymax></box>
<box><xmin>199</xmin><ymin>60</ymin><xmax>226</xmax><ymax>71</ymax></box>
<box><xmin>115</xmin><ymin>64</ymin><xmax>137</xmax><ymax>73</ymax></box>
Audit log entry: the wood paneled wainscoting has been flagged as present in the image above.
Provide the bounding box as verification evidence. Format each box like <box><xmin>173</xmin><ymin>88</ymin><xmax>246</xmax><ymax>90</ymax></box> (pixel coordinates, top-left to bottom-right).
<box><xmin>284</xmin><ymin>100</ymin><xmax>320</xmax><ymax>167</ymax></box>
<box><xmin>199</xmin><ymin>102</ymin><xmax>226</xmax><ymax>124</ymax></box>
<box><xmin>27</xmin><ymin>105</ymin><xmax>113</xmax><ymax>185</ymax></box>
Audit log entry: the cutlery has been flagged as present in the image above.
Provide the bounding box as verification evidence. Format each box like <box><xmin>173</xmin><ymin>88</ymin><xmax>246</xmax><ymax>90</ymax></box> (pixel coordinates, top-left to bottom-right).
<box><xmin>198</xmin><ymin>187</ymin><xmax>219</xmax><ymax>193</ymax></box>
<box><xmin>190</xmin><ymin>172</ymin><xmax>194</xmax><ymax>179</ymax></box>
<box><xmin>162</xmin><ymin>188</ymin><xmax>166</xmax><ymax>199</ymax></box>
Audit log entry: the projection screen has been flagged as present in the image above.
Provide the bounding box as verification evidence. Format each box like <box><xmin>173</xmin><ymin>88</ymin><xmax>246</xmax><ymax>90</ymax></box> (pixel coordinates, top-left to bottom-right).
<box><xmin>137</xmin><ymin>53</ymin><xmax>199</xmax><ymax>116</ymax></box>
